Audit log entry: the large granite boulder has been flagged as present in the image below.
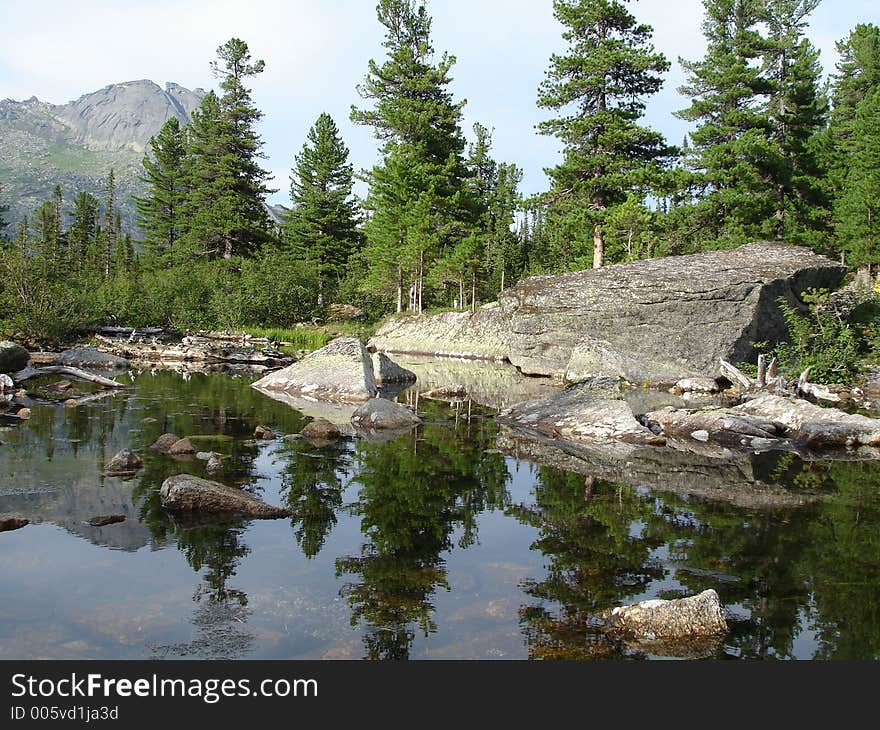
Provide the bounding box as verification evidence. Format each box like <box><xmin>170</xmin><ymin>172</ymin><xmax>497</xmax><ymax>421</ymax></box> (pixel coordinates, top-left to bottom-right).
<box><xmin>370</xmin><ymin>243</ymin><xmax>846</xmax><ymax>384</ymax></box>
<box><xmin>371</xmin><ymin>352</ymin><xmax>417</xmax><ymax>386</ymax></box>
<box><xmin>252</xmin><ymin>338</ymin><xmax>377</xmax><ymax>404</ymax></box>
<box><xmin>0</xmin><ymin>342</ymin><xmax>29</xmax><ymax>374</ymax></box>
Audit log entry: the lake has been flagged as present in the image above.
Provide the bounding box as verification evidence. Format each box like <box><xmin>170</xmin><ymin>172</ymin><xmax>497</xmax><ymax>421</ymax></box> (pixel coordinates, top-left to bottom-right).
<box><xmin>1</xmin><ymin>363</ymin><xmax>879</xmax><ymax>660</ymax></box>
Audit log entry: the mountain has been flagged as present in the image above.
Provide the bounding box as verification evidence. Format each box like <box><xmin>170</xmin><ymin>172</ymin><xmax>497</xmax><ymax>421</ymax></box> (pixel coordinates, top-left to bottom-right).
<box><xmin>0</xmin><ymin>80</ymin><xmax>206</xmax><ymax>233</ymax></box>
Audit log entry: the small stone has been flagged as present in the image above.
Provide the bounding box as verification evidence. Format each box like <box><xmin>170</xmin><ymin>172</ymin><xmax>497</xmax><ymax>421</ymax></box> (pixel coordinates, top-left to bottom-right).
<box><xmin>106</xmin><ymin>449</ymin><xmax>143</xmax><ymax>475</ymax></box>
<box><xmin>254</xmin><ymin>425</ymin><xmax>275</xmax><ymax>440</ymax></box>
<box><xmin>152</xmin><ymin>433</ymin><xmax>180</xmax><ymax>453</ymax></box>
<box><xmin>205</xmin><ymin>455</ymin><xmax>223</xmax><ymax>475</ymax></box>
<box><xmin>301</xmin><ymin>419</ymin><xmax>342</xmax><ymax>441</ymax></box>
<box><xmin>169</xmin><ymin>438</ymin><xmax>196</xmax><ymax>455</ymax></box>
<box><xmin>160</xmin><ymin>474</ymin><xmax>290</xmax><ymax>518</ymax></box>
<box><xmin>691</xmin><ymin>430</ymin><xmax>710</xmax><ymax>442</ymax></box>
<box><xmin>16</xmin><ymin>408</ymin><xmax>31</xmax><ymax>420</ymax></box>
<box><xmin>87</xmin><ymin>515</ymin><xmax>126</xmax><ymax>527</ymax></box>
<box><xmin>64</xmin><ymin>399</ymin><xmax>78</xmax><ymax>407</ymax></box>
<box><xmin>351</xmin><ymin>399</ymin><xmax>422</xmax><ymax>431</ymax></box>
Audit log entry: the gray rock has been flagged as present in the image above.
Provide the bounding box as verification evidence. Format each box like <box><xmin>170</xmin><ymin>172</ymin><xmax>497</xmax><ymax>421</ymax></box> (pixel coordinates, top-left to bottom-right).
<box><xmin>168</xmin><ymin>438</ymin><xmax>196</xmax><ymax>455</ymax></box>
<box><xmin>160</xmin><ymin>474</ymin><xmax>290</xmax><ymax>519</ymax></box>
<box><xmin>105</xmin><ymin>449</ymin><xmax>143</xmax><ymax>475</ymax></box>
<box><xmin>371</xmin><ymin>352</ymin><xmax>417</xmax><ymax>385</ymax></box>
<box><xmin>151</xmin><ymin>433</ymin><xmax>180</xmax><ymax>453</ymax></box>
<box><xmin>351</xmin><ymin>399</ymin><xmax>422</xmax><ymax>431</ymax></box>
<box><xmin>55</xmin><ymin>347</ymin><xmax>129</xmax><ymax>370</ymax></box>
<box><xmin>254</xmin><ymin>425</ymin><xmax>275</xmax><ymax>440</ymax></box>
<box><xmin>0</xmin><ymin>342</ymin><xmax>29</xmax><ymax>374</ymax></box>
<box><xmin>422</xmin><ymin>384</ymin><xmax>469</xmax><ymax>400</ymax></box>
<box><xmin>602</xmin><ymin>589</ymin><xmax>728</xmax><ymax>643</ymax></box>
<box><xmin>205</xmin><ymin>455</ymin><xmax>223</xmax><ymax>475</ymax></box>
<box><xmin>371</xmin><ymin>243</ymin><xmax>845</xmax><ymax>384</ymax></box>
<box><xmin>252</xmin><ymin>337</ymin><xmax>377</xmax><ymax>404</ymax></box>
<box><xmin>498</xmin><ymin>379</ymin><xmax>664</xmax><ymax>446</ymax></box>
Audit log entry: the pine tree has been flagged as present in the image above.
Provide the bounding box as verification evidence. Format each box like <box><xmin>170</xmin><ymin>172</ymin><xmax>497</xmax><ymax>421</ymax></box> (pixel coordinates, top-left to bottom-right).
<box><xmin>538</xmin><ymin>0</ymin><xmax>673</xmax><ymax>271</ymax></box>
<box><xmin>0</xmin><ymin>183</ymin><xmax>9</xmax><ymax>238</ymax></box>
<box><xmin>68</xmin><ymin>192</ymin><xmax>100</xmax><ymax>275</ymax></box>
<box><xmin>100</xmin><ymin>169</ymin><xmax>117</xmax><ymax>278</ymax></box>
<box><xmin>834</xmin><ymin>88</ymin><xmax>880</xmax><ymax>269</ymax></box>
<box><xmin>184</xmin><ymin>39</ymin><xmax>273</xmax><ymax>259</ymax></box>
<box><xmin>761</xmin><ymin>0</ymin><xmax>829</xmax><ymax>244</ymax></box>
<box><xmin>676</xmin><ymin>0</ymin><xmax>776</xmax><ymax>246</ymax></box>
<box><xmin>135</xmin><ymin>117</ymin><xmax>187</xmax><ymax>260</ymax></box>
<box><xmin>284</xmin><ymin>113</ymin><xmax>362</xmax><ymax>307</ymax></box>
<box><xmin>352</xmin><ymin>0</ymin><xmax>476</xmax><ymax>313</ymax></box>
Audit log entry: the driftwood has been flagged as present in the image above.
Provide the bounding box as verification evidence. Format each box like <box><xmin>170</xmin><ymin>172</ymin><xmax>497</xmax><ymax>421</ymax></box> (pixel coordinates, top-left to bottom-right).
<box><xmin>12</xmin><ymin>365</ymin><xmax>126</xmax><ymax>389</ymax></box>
<box><xmin>720</xmin><ymin>358</ymin><xmax>841</xmax><ymax>404</ymax></box>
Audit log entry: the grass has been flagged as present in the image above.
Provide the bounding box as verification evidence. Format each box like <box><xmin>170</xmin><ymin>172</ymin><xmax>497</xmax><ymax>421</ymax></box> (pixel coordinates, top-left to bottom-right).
<box><xmin>241</xmin><ymin>326</ymin><xmax>334</xmax><ymax>351</ymax></box>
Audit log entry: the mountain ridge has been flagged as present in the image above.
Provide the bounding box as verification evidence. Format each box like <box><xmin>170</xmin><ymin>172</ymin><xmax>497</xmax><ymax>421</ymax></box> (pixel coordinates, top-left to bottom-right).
<box><xmin>1</xmin><ymin>80</ymin><xmax>206</xmax><ymax>232</ymax></box>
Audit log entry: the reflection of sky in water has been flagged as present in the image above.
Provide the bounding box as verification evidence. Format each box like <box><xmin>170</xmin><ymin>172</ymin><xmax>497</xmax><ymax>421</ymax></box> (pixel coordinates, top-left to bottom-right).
<box><xmin>1</xmin><ymin>368</ymin><xmax>879</xmax><ymax>660</ymax></box>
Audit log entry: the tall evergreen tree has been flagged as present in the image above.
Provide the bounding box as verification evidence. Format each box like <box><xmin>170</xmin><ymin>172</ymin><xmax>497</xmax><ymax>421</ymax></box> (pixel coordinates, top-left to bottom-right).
<box><xmin>761</xmin><ymin>0</ymin><xmax>829</xmax><ymax>244</ymax></box>
<box><xmin>135</xmin><ymin>117</ymin><xmax>188</xmax><ymax>260</ymax></box>
<box><xmin>352</xmin><ymin>0</ymin><xmax>476</xmax><ymax>313</ymax></box>
<box><xmin>834</xmin><ymin>88</ymin><xmax>880</xmax><ymax>269</ymax></box>
<box><xmin>68</xmin><ymin>192</ymin><xmax>100</xmax><ymax>275</ymax></box>
<box><xmin>284</xmin><ymin>113</ymin><xmax>362</xmax><ymax>306</ymax></box>
<box><xmin>538</xmin><ymin>0</ymin><xmax>673</xmax><ymax>271</ymax></box>
<box><xmin>0</xmin><ymin>183</ymin><xmax>9</xmax><ymax>238</ymax></box>
<box><xmin>676</xmin><ymin>0</ymin><xmax>776</xmax><ymax>246</ymax></box>
<box><xmin>184</xmin><ymin>38</ymin><xmax>273</xmax><ymax>259</ymax></box>
<box><xmin>100</xmin><ymin>169</ymin><xmax>117</xmax><ymax>278</ymax></box>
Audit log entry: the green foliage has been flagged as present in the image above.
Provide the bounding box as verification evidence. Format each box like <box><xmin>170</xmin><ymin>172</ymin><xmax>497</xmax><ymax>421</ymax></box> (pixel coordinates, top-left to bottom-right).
<box><xmin>537</xmin><ymin>0</ymin><xmax>673</xmax><ymax>271</ymax></box>
<box><xmin>351</xmin><ymin>0</ymin><xmax>479</xmax><ymax>313</ymax></box>
<box><xmin>283</xmin><ymin>112</ymin><xmax>362</xmax><ymax>305</ymax></box>
<box><xmin>761</xmin><ymin>289</ymin><xmax>865</xmax><ymax>383</ymax></box>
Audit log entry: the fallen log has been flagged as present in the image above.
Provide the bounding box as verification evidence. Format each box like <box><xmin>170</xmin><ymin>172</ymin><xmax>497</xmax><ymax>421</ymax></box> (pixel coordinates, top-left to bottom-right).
<box><xmin>12</xmin><ymin>365</ymin><xmax>126</xmax><ymax>389</ymax></box>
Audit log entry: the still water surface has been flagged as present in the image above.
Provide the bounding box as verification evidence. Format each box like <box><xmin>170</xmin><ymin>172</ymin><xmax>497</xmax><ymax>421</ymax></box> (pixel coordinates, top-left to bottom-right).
<box><xmin>1</xmin><ymin>368</ymin><xmax>879</xmax><ymax>659</ymax></box>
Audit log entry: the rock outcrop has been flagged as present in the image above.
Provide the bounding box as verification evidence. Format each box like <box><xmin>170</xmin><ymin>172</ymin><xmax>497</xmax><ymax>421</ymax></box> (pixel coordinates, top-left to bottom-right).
<box><xmin>160</xmin><ymin>475</ymin><xmax>290</xmax><ymax>519</ymax></box>
<box><xmin>498</xmin><ymin>378</ymin><xmax>665</xmax><ymax>446</ymax></box>
<box><xmin>371</xmin><ymin>243</ymin><xmax>846</xmax><ymax>384</ymax></box>
<box><xmin>252</xmin><ymin>338</ymin><xmax>377</xmax><ymax>404</ymax></box>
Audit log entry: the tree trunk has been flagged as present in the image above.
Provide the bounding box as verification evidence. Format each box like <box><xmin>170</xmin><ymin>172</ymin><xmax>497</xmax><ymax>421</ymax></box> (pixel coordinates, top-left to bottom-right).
<box><xmin>593</xmin><ymin>224</ymin><xmax>604</xmax><ymax>269</ymax></box>
<box><xmin>396</xmin><ymin>266</ymin><xmax>403</xmax><ymax>314</ymax></box>
<box><xmin>471</xmin><ymin>273</ymin><xmax>476</xmax><ymax>314</ymax></box>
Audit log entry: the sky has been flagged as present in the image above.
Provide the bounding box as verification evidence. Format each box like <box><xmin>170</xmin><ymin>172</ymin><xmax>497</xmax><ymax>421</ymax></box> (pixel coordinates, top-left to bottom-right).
<box><xmin>0</xmin><ymin>0</ymin><xmax>876</xmax><ymax>204</ymax></box>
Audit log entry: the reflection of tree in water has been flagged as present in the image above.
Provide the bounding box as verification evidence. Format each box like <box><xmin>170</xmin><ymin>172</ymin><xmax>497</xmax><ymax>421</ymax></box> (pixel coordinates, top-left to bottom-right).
<box><xmin>337</xmin><ymin>408</ymin><xmax>509</xmax><ymax>660</ymax></box>
<box><xmin>509</xmin><ymin>469</ymin><xmax>665</xmax><ymax>659</ymax></box>
<box><xmin>279</xmin><ymin>438</ymin><xmax>349</xmax><ymax>559</ymax></box>
<box><xmin>510</xmin><ymin>453</ymin><xmax>880</xmax><ymax>660</ymax></box>
<box><xmin>149</xmin><ymin>518</ymin><xmax>255</xmax><ymax>660</ymax></box>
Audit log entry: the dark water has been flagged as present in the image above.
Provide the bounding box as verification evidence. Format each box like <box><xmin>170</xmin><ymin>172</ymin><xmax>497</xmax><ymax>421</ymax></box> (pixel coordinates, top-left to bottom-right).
<box><xmin>1</xmin><ymin>369</ymin><xmax>879</xmax><ymax>660</ymax></box>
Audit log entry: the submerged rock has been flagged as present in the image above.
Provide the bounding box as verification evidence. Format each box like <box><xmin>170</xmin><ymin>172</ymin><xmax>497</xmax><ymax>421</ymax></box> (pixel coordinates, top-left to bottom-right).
<box><xmin>160</xmin><ymin>475</ymin><xmax>290</xmax><ymax>519</ymax></box>
<box><xmin>252</xmin><ymin>337</ymin><xmax>377</xmax><ymax>404</ymax></box>
<box><xmin>87</xmin><ymin>514</ymin><xmax>126</xmax><ymax>527</ymax></box>
<box><xmin>301</xmin><ymin>419</ymin><xmax>343</xmax><ymax>442</ymax></box>
<box><xmin>602</xmin><ymin>589</ymin><xmax>729</xmax><ymax>643</ymax></box>
<box><xmin>422</xmin><ymin>384</ymin><xmax>469</xmax><ymax>400</ymax></box>
<box><xmin>0</xmin><ymin>342</ymin><xmax>29</xmax><ymax>374</ymax></box>
<box><xmin>371</xmin><ymin>243</ymin><xmax>845</xmax><ymax>384</ymax></box>
<box><xmin>105</xmin><ymin>449</ymin><xmax>143</xmax><ymax>476</ymax></box>
<box><xmin>351</xmin><ymin>398</ymin><xmax>422</xmax><ymax>431</ymax></box>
